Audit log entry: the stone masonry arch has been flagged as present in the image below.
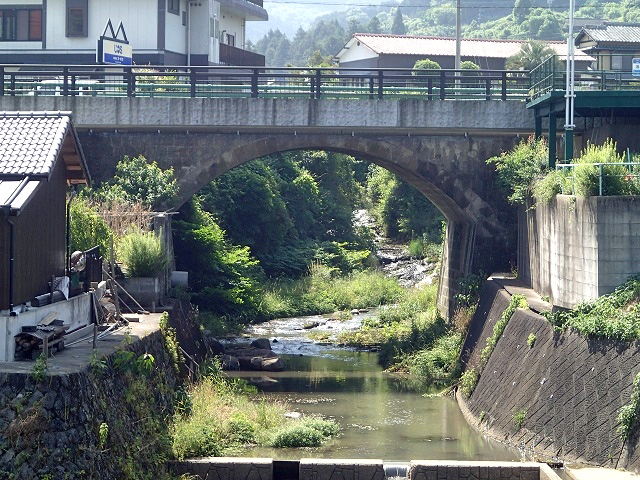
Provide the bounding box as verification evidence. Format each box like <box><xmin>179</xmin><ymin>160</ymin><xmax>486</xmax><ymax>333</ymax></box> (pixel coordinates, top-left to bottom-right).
<box><xmin>79</xmin><ymin>130</ymin><xmax>521</xmax><ymax>318</ymax></box>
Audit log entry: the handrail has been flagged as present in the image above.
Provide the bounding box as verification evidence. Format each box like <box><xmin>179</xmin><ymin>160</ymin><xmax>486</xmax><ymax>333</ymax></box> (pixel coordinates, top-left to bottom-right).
<box><xmin>0</xmin><ymin>64</ymin><xmax>530</xmax><ymax>101</ymax></box>
<box><xmin>556</xmin><ymin>161</ymin><xmax>640</xmax><ymax>196</ymax></box>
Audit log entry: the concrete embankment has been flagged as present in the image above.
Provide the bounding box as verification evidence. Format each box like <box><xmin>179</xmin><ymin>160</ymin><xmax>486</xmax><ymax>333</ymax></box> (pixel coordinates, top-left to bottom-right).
<box><xmin>459</xmin><ymin>278</ymin><xmax>640</xmax><ymax>472</ymax></box>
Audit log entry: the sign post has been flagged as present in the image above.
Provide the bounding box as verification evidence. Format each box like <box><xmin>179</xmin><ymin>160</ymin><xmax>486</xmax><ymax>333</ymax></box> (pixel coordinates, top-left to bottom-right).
<box><xmin>97</xmin><ymin>20</ymin><xmax>132</xmax><ymax>66</ymax></box>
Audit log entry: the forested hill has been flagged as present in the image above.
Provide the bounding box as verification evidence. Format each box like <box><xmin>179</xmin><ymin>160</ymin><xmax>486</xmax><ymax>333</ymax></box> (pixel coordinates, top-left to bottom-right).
<box><xmin>249</xmin><ymin>0</ymin><xmax>640</xmax><ymax>66</ymax></box>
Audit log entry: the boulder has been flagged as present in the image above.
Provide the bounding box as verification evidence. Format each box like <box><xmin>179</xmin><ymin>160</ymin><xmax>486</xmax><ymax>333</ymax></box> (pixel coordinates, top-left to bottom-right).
<box><xmin>303</xmin><ymin>321</ymin><xmax>320</xmax><ymax>329</ymax></box>
<box><xmin>206</xmin><ymin>337</ymin><xmax>225</xmax><ymax>355</ymax></box>
<box><xmin>238</xmin><ymin>356</ymin><xmax>254</xmax><ymax>370</ymax></box>
<box><xmin>221</xmin><ymin>355</ymin><xmax>240</xmax><ymax>370</ymax></box>
<box><xmin>250</xmin><ymin>357</ymin><xmax>263</xmax><ymax>370</ymax></box>
<box><xmin>261</xmin><ymin>357</ymin><xmax>284</xmax><ymax>372</ymax></box>
<box><xmin>251</xmin><ymin>338</ymin><xmax>272</xmax><ymax>350</ymax></box>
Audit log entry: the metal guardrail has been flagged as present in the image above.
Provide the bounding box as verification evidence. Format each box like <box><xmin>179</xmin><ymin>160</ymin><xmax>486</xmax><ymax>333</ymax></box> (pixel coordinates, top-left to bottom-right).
<box><xmin>556</xmin><ymin>161</ymin><xmax>640</xmax><ymax>196</ymax></box>
<box><xmin>0</xmin><ymin>64</ymin><xmax>530</xmax><ymax>100</ymax></box>
<box><xmin>530</xmin><ymin>54</ymin><xmax>640</xmax><ymax>101</ymax></box>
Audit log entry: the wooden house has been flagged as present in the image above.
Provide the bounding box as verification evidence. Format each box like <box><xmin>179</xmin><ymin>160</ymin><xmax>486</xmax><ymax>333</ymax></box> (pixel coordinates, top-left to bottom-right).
<box><xmin>575</xmin><ymin>22</ymin><xmax>640</xmax><ymax>72</ymax></box>
<box><xmin>0</xmin><ymin>112</ymin><xmax>89</xmax><ymax>313</ymax></box>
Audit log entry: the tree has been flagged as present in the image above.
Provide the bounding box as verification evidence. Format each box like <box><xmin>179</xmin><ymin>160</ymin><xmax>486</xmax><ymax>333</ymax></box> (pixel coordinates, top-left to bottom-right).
<box><xmin>412</xmin><ymin>58</ymin><xmax>441</xmax><ymax>71</ymax></box>
<box><xmin>391</xmin><ymin>8</ymin><xmax>407</xmax><ymax>35</ymax></box>
<box><xmin>513</xmin><ymin>0</ymin><xmax>533</xmax><ymax>22</ymax></box>
<box><xmin>367</xmin><ymin>16</ymin><xmax>382</xmax><ymax>34</ymax></box>
<box><xmin>505</xmin><ymin>40</ymin><xmax>555</xmax><ymax>71</ymax></box>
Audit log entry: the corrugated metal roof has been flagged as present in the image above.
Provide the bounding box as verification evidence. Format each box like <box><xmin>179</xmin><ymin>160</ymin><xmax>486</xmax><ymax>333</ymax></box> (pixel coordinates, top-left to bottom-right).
<box><xmin>579</xmin><ymin>23</ymin><xmax>640</xmax><ymax>44</ymax></box>
<box><xmin>344</xmin><ymin>34</ymin><xmax>593</xmax><ymax>60</ymax></box>
<box><xmin>0</xmin><ymin>113</ymin><xmax>70</xmax><ymax>178</ymax></box>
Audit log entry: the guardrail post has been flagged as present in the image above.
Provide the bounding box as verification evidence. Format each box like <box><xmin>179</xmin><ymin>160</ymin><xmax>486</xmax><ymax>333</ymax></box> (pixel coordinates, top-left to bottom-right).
<box><xmin>190</xmin><ymin>68</ymin><xmax>197</xmax><ymax>98</ymax></box>
<box><xmin>126</xmin><ymin>68</ymin><xmax>134</xmax><ymax>97</ymax></box>
<box><xmin>0</xmin><ymin>66</ymin><xmax>4</xmax><ymax>97</ymax></box>
<box><xmin>251</xmin><ymin>68</ymin><xmax>258</xmax><ymax>98</ymax></box>
<box><xmin>310</xmin><ymin>76</ymin><xmax>315</xmax><ymax>99</ymax></box>
<box><xmin>599</xmin><ymin>163</ymin><xmax>603</xmax><ymax>196</ymax></box>
<box><xmin>315</xmin><ymin>69</ymin><xmax>321</xmax><ymax>99</ymax></box>
<box><xmin>377</xmin><ymin>70</ymin><xmax>383</xmax><ymax>99</ymax></box>
<box><xmin>71</xmin><ymin>73</ymin><xmax>76</xmax><ymax>97</ymax></box>
<box><xmin>439</xmin><ymin>71</ymin><xmax>445</xmax><ymax>100</ymax></box>
<box><xmin>501</xmin><ymin>72</ymin><xmax>507</xmax><ymax>100</ymax></box>
<box><xmin>63</xmin><ymin>66</ymin><xmax>69</xmax><ymax>96</ymax></box>
<box><xmin>10</xmin><ymin>73</ymin><xmax>15</xmax><ymax>96</ymax></box>
<box><xmin>369</xmin><ymin>76</ymin><xmax>374</xmax><ymax>100</ymax></box>
<box><xmin>427</xmin><ymin>77</ymin><xmax>433</xmax><ymax>100</ymax></box>
<box><xmin>485</xmin><ymin>78</ymin><xmax>491</xmax><ymax>100</ymax></box>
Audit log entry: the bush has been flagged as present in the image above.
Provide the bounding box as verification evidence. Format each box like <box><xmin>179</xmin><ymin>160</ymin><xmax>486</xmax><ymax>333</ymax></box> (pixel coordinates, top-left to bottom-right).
<box><xmin>404</xmin><ymin>332</ymin><xmax>463</xmax><ymax>383</ymax></box>
<box><xmin>480</xmin><ymin>294</ymin><xmax>528</xmax><ymax>365</ymax></box>
<box><xmin>487</xmin><ymin>137</ymin><xmax>549</xmax><ymax>205</ymax></box>
<box><xmin>532</xmin><ymin>169</ymin><xmax>565</xmax><ymax>204</ymax></box>
<box><xmin>69</xmin><ymin>198</ymin><xmax>113</xmax><ymax>254</ymax></box>
<box><xmin>460</xmin><ymin>368</ymin><xmax>479</xmax><ymax>398</ymax></box>
<box><xmin>270</xmin><ymin>418</ymin><xmax>339</xmax><ymax>448</ymax></box>
<box><xmin>572</xmin><ymin>140</ymin><xmax>639</xmax><ymax>196</ymax></box>
<box><xmin>413</xmin><ymin>58</ymin><xmax>441</xmax><ymax>71</ymax></box>
<box><xmin>119</xmin><ymin>230</ymin><xmax>168</xmax><ymax>277</ymax></box>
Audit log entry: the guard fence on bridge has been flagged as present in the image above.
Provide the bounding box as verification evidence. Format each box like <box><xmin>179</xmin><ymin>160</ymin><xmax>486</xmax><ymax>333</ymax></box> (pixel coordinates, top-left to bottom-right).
<box><xmin>0</xmin><ymin>64</ymin><xmax>530</xmax><ymax>101</ymax></box>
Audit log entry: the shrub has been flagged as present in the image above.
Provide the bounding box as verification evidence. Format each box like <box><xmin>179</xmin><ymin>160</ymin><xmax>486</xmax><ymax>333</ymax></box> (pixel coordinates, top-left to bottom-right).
<box><xmin>405</xmin><ymin>332</ymin><xmax>463</xmax><ymax>383</ymax></box>
<box><xmin>271</xmin><ymin>418</ymin><xmax>339</xmax><ymax>448</ymax></box>
<box><xmin>69</xmin><ymin>198</ymin><xmax>113</xmax><ymax>254</ymax></box>
<box><xmin>513</xmin><ymin>409</ymin><xmax>527</xmax><ymax>430</ymax></box>
<box><xmin>487</xmin><ymin>137</ymin><xmax>549</xmax><ymax>205</ymax></box>
<box><xmin>460</xmin><ymin>368</ymin><xmax>479</xmax><ymax>398</ymax></box>
<box><xmin>413</xmin><ymin>58</ymin><xmax>441</xmax><ymax>71</ymax></box>
<box><xmin>532</xmin><ymin>169</ymin><xmax>565</xmax><ymax>204</ymax></box>
<box><xmin>480</xmin><ymin>294</ymin><xmax>528</xmax><ymax>365</ymax></box>
<box><xmin>618</xmin><ymin>372</ymin><xmax>640</xmax><ymax>439</ymax></box>
<box><xmin>119</xmin><ymin>230</ymin><xmax>168</xmax><ymax>277</ymax></box>
<box><xmin>527</xmin><ymin>333</ymin><xmax>536</xmax><ymax>348</ymax></box>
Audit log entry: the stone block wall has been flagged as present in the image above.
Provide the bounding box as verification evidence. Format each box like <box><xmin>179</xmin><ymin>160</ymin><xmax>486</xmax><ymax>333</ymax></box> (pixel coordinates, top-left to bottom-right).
<box><xmin>518</xmin><ymin>195</ymin><xmax>640</xmax><ymax>309</ymax></box>
<box><xmin>0</xmin><ymin>330</ymin><xmax>178</xmax><ymax>479</ymax></box>
<box><xmin>461</xmin><ymin>279</ymin><xmax>640</xmax><ymax>472</ymax></box>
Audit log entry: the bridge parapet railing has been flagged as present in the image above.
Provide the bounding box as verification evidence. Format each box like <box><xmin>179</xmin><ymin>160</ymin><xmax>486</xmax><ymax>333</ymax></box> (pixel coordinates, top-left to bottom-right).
<box><xmin>0</xmin><ymin>64</ymin><xmax>529</xmax><ymax>101</ymax></box>
<box><xmin>556</xmin><ymin>160</ymin><xmax>640</xmax><ymax>196</ymax></box>
<box><xmin>529</xmin><ymin>53</ymin><xmax>640</xmax><ymax>101</ymax></box>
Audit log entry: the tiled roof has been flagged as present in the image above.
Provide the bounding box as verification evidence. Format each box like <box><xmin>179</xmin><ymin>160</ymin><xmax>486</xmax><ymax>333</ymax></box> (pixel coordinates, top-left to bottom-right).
<box><xmin>344</xmin><ymin>34</ymin><xmax>593</xmax><ymax>60</ymax></box>
<box><xmin>578</xmin><ymin>23</ymin><xmax>640</xmax><ymax>44</ymax></box>
<box><xmin>0</xmin><ymin>113</ymin><xmax>71</xmax><ymax>178</ymax></box>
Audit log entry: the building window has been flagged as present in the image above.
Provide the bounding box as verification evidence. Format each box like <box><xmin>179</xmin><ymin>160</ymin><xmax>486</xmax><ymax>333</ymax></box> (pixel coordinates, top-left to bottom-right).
<box><xmin>611</xmin><ymin>54</ymin><xmax>623</xmax><ymax>71</ymax></box>
<box><xmin>0</xmin><ymin>9</ymin><xmax>42</xmax><ymax>41</ymax></box>
<box><xmin>168</xmin><ymin>0</ymin><xmax>180</xmax><ymax>15</ymax></box>
<box><xmin>226</xmin><ymin>33</ymin><xmax>235</xmax><ymax>47</ymax></box>
<box><xmin>66</xmin><ymin>0</ymin><xmax>88</xmax><ymax>37</ymax></box>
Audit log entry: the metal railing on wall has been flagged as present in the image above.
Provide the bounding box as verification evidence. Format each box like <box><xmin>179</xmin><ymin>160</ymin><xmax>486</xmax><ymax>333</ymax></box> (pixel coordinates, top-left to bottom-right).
<box><xmin>556</xmin><ymin>161</ymin><xmax>640</xmax><ymax>196</ymax></box>
<box><xmin>0</xmin><ymin>64</ymin><xmax>530</xmax><ymax>100</ymax></box>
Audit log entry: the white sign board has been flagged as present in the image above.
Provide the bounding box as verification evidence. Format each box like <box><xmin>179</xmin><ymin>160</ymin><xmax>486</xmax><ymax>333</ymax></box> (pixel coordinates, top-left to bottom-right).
<box><xmin>633</xmin><ymin>58</ymin><xmax>640</xmax><ymax>77</ymax></box>
<box><xmin>100</xmin><ymin>38</ymin><xmax>132</xmax><ymax>66</ymax></box>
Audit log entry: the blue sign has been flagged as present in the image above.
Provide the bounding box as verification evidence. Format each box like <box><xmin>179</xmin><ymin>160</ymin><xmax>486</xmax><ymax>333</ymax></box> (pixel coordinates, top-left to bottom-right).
<box><xmin>101</xmin><ymin>38</ymin><xmax>132</xmax><ymax>66</ymax></box>
<box><xmin>633</xmin><ymin>58</ymin><xmax>640</xmax><ymax>77</ymax></box>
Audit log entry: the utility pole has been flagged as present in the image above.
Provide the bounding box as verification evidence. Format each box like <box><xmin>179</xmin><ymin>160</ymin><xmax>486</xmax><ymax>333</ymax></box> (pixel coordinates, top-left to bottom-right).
<box><xmin>455</xmin><ymin>0</ymin><xmax>461</xmax><ymax>70</ymax></box>
<box><xmin>564</xmin><ymin>0</ymin><xmax>576</xmax><ymax>163</ymax></box>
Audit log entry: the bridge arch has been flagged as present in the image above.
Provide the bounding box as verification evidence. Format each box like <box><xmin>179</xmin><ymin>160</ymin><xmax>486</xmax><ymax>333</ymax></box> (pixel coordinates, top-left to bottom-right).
<box><xmin>80</xmin><ymin>130</ymin><xmax>520</xmax><ymax>317</ymax></box>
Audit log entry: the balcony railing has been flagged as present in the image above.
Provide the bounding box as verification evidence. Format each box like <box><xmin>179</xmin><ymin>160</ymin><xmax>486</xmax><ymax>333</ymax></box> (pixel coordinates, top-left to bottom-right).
<box><xmin>219</xmin><ymin>44</ymin><xmax>265</xmax><ymax>67</ymax></box>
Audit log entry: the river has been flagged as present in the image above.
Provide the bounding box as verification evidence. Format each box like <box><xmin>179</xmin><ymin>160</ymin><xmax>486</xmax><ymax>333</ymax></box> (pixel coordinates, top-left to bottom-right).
<box><xmin>225</xmin><ymin>311</ymin><xmax>519</xmax><ymax>462</ymax></box>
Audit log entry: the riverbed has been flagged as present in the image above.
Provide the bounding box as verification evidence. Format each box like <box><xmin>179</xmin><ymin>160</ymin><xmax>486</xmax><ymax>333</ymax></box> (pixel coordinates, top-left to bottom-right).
<box><xmin>226</xmin><ymin>312</ymin><xmax>519</xmax><ymax>462</ymax></box>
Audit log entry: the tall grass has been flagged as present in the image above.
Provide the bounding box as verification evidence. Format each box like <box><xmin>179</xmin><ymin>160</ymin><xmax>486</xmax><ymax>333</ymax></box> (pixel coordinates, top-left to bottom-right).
<box><xmin>172</xmin><ymin>369</ymin><xmax>339</xmax><ymax>459</ymax></box>
<box><xmin>119</xmin><ymin>230</ymin><xmax>168</xmax><ymax>277</ymax></box>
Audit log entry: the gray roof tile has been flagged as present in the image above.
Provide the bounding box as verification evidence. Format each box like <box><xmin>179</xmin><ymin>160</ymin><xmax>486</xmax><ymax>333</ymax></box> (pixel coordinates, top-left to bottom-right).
<box><xmin>580</xmin><ymin>23</ymin><xmax>640</xmax><ymax>44</ymax></box>
<box><xmin>0</xmin><ymin>113</ymin><xmax>71</xmax><ymax>178</ymax></box>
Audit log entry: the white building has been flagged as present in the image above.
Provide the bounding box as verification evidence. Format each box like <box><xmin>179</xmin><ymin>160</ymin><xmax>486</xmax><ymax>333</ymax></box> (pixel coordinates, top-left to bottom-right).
<box><xmin>0</xmin><ymin>0</ymin><xmax>267</xmax><ymax>66</ymax></box>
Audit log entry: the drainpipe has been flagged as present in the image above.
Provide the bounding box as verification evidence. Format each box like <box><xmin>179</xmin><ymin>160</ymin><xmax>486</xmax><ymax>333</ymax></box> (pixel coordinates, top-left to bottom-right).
<box><xmin>66</xmin><ymin>191</ymin><xmax>76</xmax><ymax>276</ymax></box>
<box><xmin>187</xmin><ymin>1</ymin><xmax>191</xmax><ymax>66</ymax></box>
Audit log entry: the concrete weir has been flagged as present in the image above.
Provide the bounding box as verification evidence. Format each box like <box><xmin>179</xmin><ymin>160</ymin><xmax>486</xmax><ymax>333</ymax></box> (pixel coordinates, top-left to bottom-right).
<box><xmin>171</xmin><ymin>458</ymin><xmax>562</xmax><ymax>480</ymax></box>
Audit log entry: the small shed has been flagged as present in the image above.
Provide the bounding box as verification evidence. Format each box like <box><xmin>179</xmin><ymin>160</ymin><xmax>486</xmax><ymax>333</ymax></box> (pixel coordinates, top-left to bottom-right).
<box><xmin>575</xmin><ymin>22</ymin><xmax>640</xmax><ymax>71</ymax></box>
<box><xmin>0</xmin><ymin>112</ymin><xmax>89</xmax><ymax>313</ymax></box>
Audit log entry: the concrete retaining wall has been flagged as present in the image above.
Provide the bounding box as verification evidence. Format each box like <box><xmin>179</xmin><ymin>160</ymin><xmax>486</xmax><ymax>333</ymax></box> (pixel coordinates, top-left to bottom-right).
<box><xmin>461</xmin><ymin>279</ymin><xmax>640</xmax><ymax>472</ymax></box>
<box><xmin>518</xmin><ymin>195</ymin><xmax>640</xmax><ymax>308</ymax></box>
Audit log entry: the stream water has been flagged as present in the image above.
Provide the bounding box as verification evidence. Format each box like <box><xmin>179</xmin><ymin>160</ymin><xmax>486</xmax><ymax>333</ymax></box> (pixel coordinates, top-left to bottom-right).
<box><xmin>226</xmin><ymin>312</ymin><xmax>520</xmax><ymax>462</ymax></box>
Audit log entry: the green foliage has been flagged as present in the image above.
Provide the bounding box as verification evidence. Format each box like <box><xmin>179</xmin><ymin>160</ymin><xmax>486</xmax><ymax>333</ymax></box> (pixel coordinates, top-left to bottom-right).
<box><xmin>412</xmin><ymin>58</ymin><xmax>441</xmax><ymax>71</ymax></box>
<box><xmin>99</xmin><ymin>422</ymin><xmax>109</xmax><ymax>450</ymax></box>
<box><xmin>159</xmin><ymin>312</ymin><xmax>183</xmax><ymax>373</ymax></box>
<box><xmin>97</xmin><ymin>155</ymin><xmax>178</xmax><ymax>209</ymax></box>
<box><xmin>89</xmin><ymin>350</ymin><xmax>108</xmax><ymax>376</ymax></box>
<box><xmin>271</xmin><ymin>418</ymin><xmax>339</xmax><ymax>447</ymax></box>
<box><xmin>408</xmin><ymin>234</ymin><xmax>442</xmax><ymax>261</ymax></box>
<box><xmin>454</xmin><ymin>273</ymin><xmax>484</xmax><ymax>309</ymax></box>
<box><xmin>478</xmin><ymin>411</ymin><xmax>486</xmax><ymax>423</ymax></box>
<box><xmin>30</xmin><ymin>353</ymin><xmax>47</xmax><ymax>383</ymax></box>
<box><xmin>487</xmin><ymin>136</ymin><xmax>549</xmax><ymax>205</ymax></box>
<box><xmin>172</xmin><ymin>370</ymin><xmax>340</xmax><ymax>459</ymax></box>
<box><xmin>505</xmin><ymin>40</ymin><xmax>556</xmax><ymax>71</ymax></box>
<box><xmin>401</xmin><ymin>332</ymin><xmax>463</xmax><ymax>384</ymax></box>
<box><xmin>532</xmin><ymin>169</ymin><xmax>565</xmax><ymax>204</ymax></box>
<box><xmin>391</xmin><ymin>8</ymin><xmax>407</xmax><ymax>35</ymax></box>
<box><xmin>69</xmin><ymin>198</ymin><xmax>113</xmax><ymax>254</ymax></box>
<box><xmin>480</xmin><ymin>294</ymin><xmax>528</xmax><ymax>365</ymax></box>
<box><xmin>119</xmin><ymin>230</ymin><xmax>168</xmax><ymax>277</ymax></box>
<box><xmin>527</xmin><ymin>333</ymin><xmax>537</xmax><ymax>348</ymax></box>
<box><xmin>618</xmin><ymin>372</ymin><xmax>640</xmax><ymax>440</ymax></box>
<box><xmin>513</xmin><ymin>409</ymin><xmax>527</xmax><ymax>430</ymax></box>
<box><xmin>460</xmin><ymin>368</ymin><xmax>479</xmax><ymax>398</ymax></box>
<box><xmin>460</xmin><ymin>61</ymin><xmax>480</xmax><ymax>70</ymax></box>
<box><xmin>543</xmin><ymin>276</ymin><xmax>640</xmax><ymax>341</ymax></box>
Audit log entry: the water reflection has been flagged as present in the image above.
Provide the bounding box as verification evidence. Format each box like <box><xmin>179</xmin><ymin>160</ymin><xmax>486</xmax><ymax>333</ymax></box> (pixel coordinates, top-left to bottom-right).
<box><xmin>228</xmin><ymin>349</ymin><xmax>518</xmax><ymax>461</ymax></box>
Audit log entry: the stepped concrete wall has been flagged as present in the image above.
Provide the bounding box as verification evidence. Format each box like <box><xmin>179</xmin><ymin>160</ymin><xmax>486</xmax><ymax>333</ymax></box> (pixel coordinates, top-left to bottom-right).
<box><xmin>518</xmin><ymin>195</ymin><xmax>640</xmax><ymax>309</ymax></box>
<box><xmin>460</xmin><ymin>279</ymin><xmax>640</xmax><ymax>472</ymax></box>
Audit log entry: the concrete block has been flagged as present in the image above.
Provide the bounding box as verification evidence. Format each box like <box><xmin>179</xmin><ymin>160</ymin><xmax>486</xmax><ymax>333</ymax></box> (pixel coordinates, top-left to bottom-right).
<box><xmin>175</xmin><ymin>458</ymin><xmax>273</xmax><ymax>480</ymax></box>
<box><xmin>300</xmin><ymin>459</ymin><xmax>384</xmax><ymax>480</ymax></box>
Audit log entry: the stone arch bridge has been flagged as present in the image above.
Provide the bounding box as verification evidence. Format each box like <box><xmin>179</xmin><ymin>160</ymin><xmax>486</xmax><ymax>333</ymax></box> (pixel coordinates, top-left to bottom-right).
<box><xmin>0</xmin><ymin>96</ymin><xmax>534</xmax><ymax>316</ymax></box>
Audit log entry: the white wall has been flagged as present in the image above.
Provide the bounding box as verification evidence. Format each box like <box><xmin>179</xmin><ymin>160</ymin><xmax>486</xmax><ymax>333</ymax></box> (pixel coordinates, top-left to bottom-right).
<box><xmin>45</xmin><ymin>0</ymin><xmax>158</xmax><ymax>52</ymax></box>
<box><xmin>0</xmin><ymin>293</ymin><xmax>93</xmax><ymax>362</ymax></box>
<box><xmin>219</xmin><ymin>7</ymin><xmax>243</xmax><ymax>48</ymax></box>
<box><xmin>338</xmin><ymin>41</ymin><xmax>378</xmax><ymax>63</ymax></box>
<box><xmin>209</xmin><ymin>0</ymin><xmax>220</xmax><ymax>63</ymax></box>
<box><xmin>189</xmin><ymin>1</ymin><xmax>209</xmax><ymax>55</ymax></box>
<box><xmin>164</xmin><ymin>3</ymin><xmax>186</xmax><ymax>54</ymax></box>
